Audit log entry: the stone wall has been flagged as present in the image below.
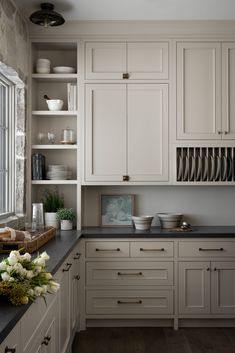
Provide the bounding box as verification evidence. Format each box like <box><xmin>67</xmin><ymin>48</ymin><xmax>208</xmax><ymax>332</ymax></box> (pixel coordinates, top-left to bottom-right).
<box><xmin>0</xmin><ymin>0</ymin><xmax>29</xmax><ymax>217</ymax></box>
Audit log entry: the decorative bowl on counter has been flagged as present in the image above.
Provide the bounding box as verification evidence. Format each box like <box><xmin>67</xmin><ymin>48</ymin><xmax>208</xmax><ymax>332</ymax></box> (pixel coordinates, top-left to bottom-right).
<box><xmin>46</xmin><ymin>99</ymin><xmax>64</xmax><ymax>111</ymax></box>
<box><xmin>132</xmin><ymin>216</ymin><xmax>154</xmax><ymax>230</ymax></box>
<box><xmin>157</xmin><ymin>213</ymin><xmax>183</xmax><ymax>229</ymax></box>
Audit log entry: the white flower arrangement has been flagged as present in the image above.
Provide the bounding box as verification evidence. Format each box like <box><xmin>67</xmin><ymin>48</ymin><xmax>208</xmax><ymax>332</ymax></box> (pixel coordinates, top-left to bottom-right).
<box><xmin>0</xmin><ymin>250</ymin><xmax>60</xmax><ymax>305</ymax></box>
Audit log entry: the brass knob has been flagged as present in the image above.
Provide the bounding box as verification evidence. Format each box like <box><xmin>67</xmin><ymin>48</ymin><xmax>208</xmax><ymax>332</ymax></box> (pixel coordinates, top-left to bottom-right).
<box><xmin>123</xmin><ymin>175</ymin><xmax>129</xmax><ymax>181</ymax></box>
<box><xmin>122</xmin><ymin>73</ymin><xmax>129</xmax><ymax>79</ymax></box>
<box><xmin>224</xmin><ymin>131</ymin><xmax>228</xmax><ymax>135</ymax></box>
<box><xmin>217</xmin><ymin>131</ymin><xmax>222</xmax><ymax>135</ymax></box>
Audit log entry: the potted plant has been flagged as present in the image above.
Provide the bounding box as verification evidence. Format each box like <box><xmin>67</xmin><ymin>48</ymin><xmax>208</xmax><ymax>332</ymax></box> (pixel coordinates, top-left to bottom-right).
<box><xmin>56</xmin><ymin>208</ymin><xmax>75</xmax><ymax>230</ymax></box>
<box><xmin>41</xmin><ymin>188</ymin><xmax>64</xmax><ymax>229</ymax></box>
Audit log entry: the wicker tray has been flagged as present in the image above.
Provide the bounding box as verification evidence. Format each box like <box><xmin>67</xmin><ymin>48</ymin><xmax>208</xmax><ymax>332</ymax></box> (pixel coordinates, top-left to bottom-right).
<box><xmin>0</xmin><ymin>227</ymin><xmax>56</xmax><ymax>254</ymax></box>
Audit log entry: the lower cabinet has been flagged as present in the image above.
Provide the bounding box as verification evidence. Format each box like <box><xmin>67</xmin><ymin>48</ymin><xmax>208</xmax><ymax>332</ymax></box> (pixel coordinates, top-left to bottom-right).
<box><xmin>179</xmin><ymin>261</ymin><xmax>235</xmax><ymax>315</ymax></box>
<box><xmin>0</xmin><ymin>321</ymin><xmax>21</xmax><ymax>353</ymax></box>
<box><xmin>85</xmin><ymin>240</ymin><xmax>174</xmax><ymax>319</ymax></box>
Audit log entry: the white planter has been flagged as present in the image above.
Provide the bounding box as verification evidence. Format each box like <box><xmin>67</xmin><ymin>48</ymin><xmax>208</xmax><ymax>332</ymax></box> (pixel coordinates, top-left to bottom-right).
<box><xmin>44</xmin><ymin>212</ymin><xmax>59</xmax><ymax>229</ymax></box>
<box><xmin>60</xmin><ymin>220</ymin><xmax>73</xmax><ymax>230</ymax></box>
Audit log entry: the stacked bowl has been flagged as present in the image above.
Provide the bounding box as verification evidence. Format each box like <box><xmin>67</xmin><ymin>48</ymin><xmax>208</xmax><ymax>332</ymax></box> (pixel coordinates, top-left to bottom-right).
<box><xmin>157</xmin><ymin>213</ymin><xmax>183</xmax><ymax>229</ymax></box>
<box><xmin>47</xmin><ymin>165</ymin><xmax>72</xmax><ymax>180</ymax></box>
<box><xmin>36</xmin><ymin>58</ymin><xmax>51</xmax><ymax>74</ymax></box>
<box><xmin>132</xmin><ymin>216</ymin><xmax>154</xmax><ymax>230</ymax></box>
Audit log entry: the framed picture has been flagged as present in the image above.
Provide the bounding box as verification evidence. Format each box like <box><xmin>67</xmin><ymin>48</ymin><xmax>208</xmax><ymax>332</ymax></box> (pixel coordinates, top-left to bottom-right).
<box><xmin>100</xmin><ymin>194</ymin><xmax>134</xmax><ymax>227</ymax></box>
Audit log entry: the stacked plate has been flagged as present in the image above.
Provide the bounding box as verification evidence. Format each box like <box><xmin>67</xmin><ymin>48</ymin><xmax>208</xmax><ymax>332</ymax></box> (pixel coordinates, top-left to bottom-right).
<box><xmin>52</xmin><ymin>66</ymin><xmax>76</xmax><ymax>74</ymax></box>
<box><xmin>47</xmin><ymin>165</ymin><xmax>72</xmax><ymax>180</ymax></box>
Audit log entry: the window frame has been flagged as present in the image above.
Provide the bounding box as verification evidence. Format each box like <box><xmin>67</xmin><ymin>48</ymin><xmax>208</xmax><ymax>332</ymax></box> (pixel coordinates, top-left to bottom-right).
<box><xmin>0</xmin><ymin>73</ymin><xmax>16</xmax><ymax>219</ymax></box>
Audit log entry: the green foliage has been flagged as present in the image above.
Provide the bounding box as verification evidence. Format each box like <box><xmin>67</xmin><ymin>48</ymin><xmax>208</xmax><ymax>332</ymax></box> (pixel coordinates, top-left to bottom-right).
<box><xmin>56</xmin><ymin>208</ymin><xmax>75</xmax><ymax>221</ymax></box>
<box><xmin>41</xmin><ymin>188</ymin><xmax>64</xmax><ymax>212</ymax></box>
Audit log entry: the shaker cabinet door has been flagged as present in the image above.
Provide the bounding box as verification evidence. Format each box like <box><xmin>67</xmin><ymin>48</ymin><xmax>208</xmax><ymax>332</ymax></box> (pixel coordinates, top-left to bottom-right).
<box><xmin>177</xmin><ymin>42</ymin><xmax>221</xmax><ymax>140</ymax></box>
<box><xmin>85</xmin><ymin>84</ymin><xmax>127</xmax><ymax>182</ymax></box>
<box><xmin>127</xmin><ymin>84</ymin><xmax>168</xmax><ymax>181</ymax></box>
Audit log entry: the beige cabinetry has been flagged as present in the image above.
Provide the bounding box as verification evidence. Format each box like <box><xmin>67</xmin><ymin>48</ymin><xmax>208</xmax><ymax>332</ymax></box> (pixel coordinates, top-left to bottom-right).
<box><xmin>178</xmin><ymin>240</ymin><xmax>235</xmax><ymax>316</ymax></box>
<box><xmin>0</xmin><ymin>322</ymin><xmax>21</xmax><ymax>353</ymax></box>
<box><xmin>177</xmin><ymin>41</ymin><xmax>235</xmax><ymax>141</ymax></box>
<box><xmin>85</xmin><ymin>41</ymin><xmax>168</xmax><ymax>79</ymax></box>
<box><xmin>85</xmin><ymin>83</ymin><xmax>168</xmax><ymax>182</ymax></box>
<box><xmin>85</xmin><ymin>239</ymin><xmax>174</xmax><ymax>319</ymax></box>
<box><xmin>28</xmin><ymin>41</ymin><xmax>80</xmax><ymax>228</ymax></box>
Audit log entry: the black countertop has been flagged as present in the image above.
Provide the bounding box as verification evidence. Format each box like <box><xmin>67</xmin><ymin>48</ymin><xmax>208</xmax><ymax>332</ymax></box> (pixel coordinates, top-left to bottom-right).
<box><xmin>1</xmin><ymin>225</ymin><xmax>235</xmax><ymax>344</ymax></box>
<box><xmin>81</xmin><ymin>226</ymin><xmax>235</xmax><ymax>238</ymax></box>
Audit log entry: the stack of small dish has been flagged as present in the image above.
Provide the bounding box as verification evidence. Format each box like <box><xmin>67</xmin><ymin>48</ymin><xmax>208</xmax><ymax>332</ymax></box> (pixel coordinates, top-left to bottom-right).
<box><xmin>132</xmin><ymin>216</ymin><xmax>154</xmax><ymax>230</ymax></box>
<box><xmin>36</xmin><ymin>58</ymin><xmax>50</xmax><ymax>74</ymax></box>
<box><xmin>52</xmin><ymin>66</ymin><xmax>76</xmax><ymax>74</ymax></box>
<box><xmin>47</xmin><ymin>165</ymin><xmax>72</xmax><ymax>180</ymax></box>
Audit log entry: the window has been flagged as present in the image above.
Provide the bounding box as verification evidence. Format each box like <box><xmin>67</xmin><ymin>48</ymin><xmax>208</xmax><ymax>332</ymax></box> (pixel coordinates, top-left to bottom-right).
<box><xmin>0</xmin><ymin>73</ymin><xmax>15</xmax><ymax>219</ymax></box>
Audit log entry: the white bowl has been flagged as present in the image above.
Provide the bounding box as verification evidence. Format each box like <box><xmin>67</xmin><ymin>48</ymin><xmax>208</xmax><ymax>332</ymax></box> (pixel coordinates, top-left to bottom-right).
<box><xmin>132</xmin><ymin>216</ymin><xmax>154</xmax><ymax>230</ymax></box>
<box><xmin>46</xmin><ymin>99</ymin><xmax>64</xmax><ymax>111</ymax></box>
<box><xmin>36</xmin><ymin>67</ymin><xmax>50</xmax><ymax>74</ymax></box>
<box><xmin>48</xmin><ymin>165</ymin><xmax>68</xmax><ymax>171</ymax></box>
<box><xmin>157</xmin><ymin>213</ymin><xmax>183</xmax><ymax>229</ymax></box>
<box><xmin>52</xmin><ymin>66</ymin><xmax>76</xmax><ymax>74</ymax></box>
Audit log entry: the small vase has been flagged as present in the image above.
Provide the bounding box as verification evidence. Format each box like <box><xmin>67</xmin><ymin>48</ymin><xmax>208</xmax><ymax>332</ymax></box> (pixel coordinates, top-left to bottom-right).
<box><xmin>60</xmin><ymin>220</ymin><xmax>73</xmax><ymax>230</ymax></box>
<box><xmin>44</xmin><ymin>212</ymin><xmax>59</xmax><ymax>229</ymax></box>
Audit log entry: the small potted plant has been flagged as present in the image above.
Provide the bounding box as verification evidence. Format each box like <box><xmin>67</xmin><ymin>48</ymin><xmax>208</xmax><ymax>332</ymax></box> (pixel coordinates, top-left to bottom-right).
<box><xmin>56</xmin><ymin>208</ymin><xmax>75</xmax><ymax>230</ymax></box>
<box><xmin>41</xmin><ymin>188</ymin><xmax>64</xmax><ymax>229</ymax></box>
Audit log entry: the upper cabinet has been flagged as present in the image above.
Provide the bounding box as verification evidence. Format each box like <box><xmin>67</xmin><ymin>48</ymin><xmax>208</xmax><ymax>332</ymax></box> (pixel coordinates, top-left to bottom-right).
<box><xmin>85</xmin><ymin>41</ymin><xmax>169</xmax><ymax>80</ymax></box>
<box><xmin>84</xmin><ymin>83</ymin><xmax>168</xmax><ymax>183</ymax></box>
<box><xmin>177</xmin><ymin>41</ymin><xmax>235</xmax><ymax>140</ymax></box>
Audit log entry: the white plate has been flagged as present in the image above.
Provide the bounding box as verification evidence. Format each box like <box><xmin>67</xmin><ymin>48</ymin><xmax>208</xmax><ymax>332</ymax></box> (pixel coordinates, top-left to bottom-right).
<box><xmin>189</xmin><ymin>156</ymin><xmax>195</xmax><ymax>181</ymax></box>
<box><xmin>227</xmin><ymin>156</ymin><xmax>233</xmax><ymax>180</ymax></box>
<box><xmin>196</xmin><ymin>155</ymin><xmax>202</xmax><ymax>181</ymax></box>
<box><xmin>209</xmin><ymin>155</ymin><xmax>215</xmax><ymax>181</ymax></box>
<box><xmin>215</xmin><ymin>156</ymin><xmax>221</xmax><ymax>180</ymax></box>
<box><xmin>202</xmin><ymin>156</ymin><xmax>208</xmax><ymax>181</ymax></box>
<box><xmin>222</xmin><ymin>155</ymin><xmax>227</xmax><ymax>181</ymax></box>
<box><xmin>52</xmin><ymin>66</ymin><xmax>76</xmax><ymax>74</ymax></box>
<box><xmin>183</xmin><ymin>156</ymin><xmax>189</xmax><ymax>181</ymax></box>
<box><xmin>177</xmin><ymin>156</ymin><xmax>183</xmax><ymax>181</ymax></box>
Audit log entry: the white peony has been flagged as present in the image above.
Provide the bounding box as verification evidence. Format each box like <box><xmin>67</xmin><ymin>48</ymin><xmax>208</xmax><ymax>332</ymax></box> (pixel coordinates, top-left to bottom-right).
<box><xmin>49</xmin><ymin>281</ymin><xmax>60</xmax><ymax>293</ymax></box>
<box><xmin>40</xmin><ymin>251</ymin><xmax>50</xmax><ymax>261</ymax></box>
<box><xmin>33</xmin><ymin>258</ymin><xmax>45</xmax><ymax>267</ymax></box>
<box><xmin>44</xmin><ymin>272</ymin><xmax>52</xmax><ymax>280</ymax></box>
<box><xmin>26</xmin><ymin>270</ymin><xmax>34</xmax><ymax>279</ymax></box>
<box><xmin>1</xmin><ymin>272</ymin><xmax>11</xmax><ymax>281</ymax></box>
<box><xmin>8</xmin><ymin>253</ymin><xmax>18</xmax><ymax>266</ymax></box>
<box><xmin>0</xmin><ymin>261</ymin><xmax>7</xmax><ymax>271</ymax></box>
<box><xmin>34</xmin><ymin>286</ymin><xmax>43</xmax><ymax>296</ymax></box>
<box><xmin>21</xmin><ymin>253</ymin><xmax>31</xmax><ymax>262</ymax></box>
<box><xmin>34</xmin><ymin>265</ymin><xmax>42</xmax><ymax>274</ymax></box>
<box><xmin>41</xmin><ymin>285</ymin><xmax>48</xmax><ymax>294</ymax></box>
<box><xmin>6</xmin><ymin>265</ymin><xmax>13</xmax><ymax>274</ymax></box>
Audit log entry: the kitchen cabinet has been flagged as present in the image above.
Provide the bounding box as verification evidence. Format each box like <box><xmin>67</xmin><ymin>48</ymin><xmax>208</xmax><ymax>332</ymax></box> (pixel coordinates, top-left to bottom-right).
<box><xmin>85</xmin><ymin>239</ymin><xmax>174</xmax><ymax>320</ymax></box>
<box><xmin>177</xmin><ymin>42</ymin><xmax>221</xmax><ymax>140</ymax></box>
<box><xmin>178</xmin><ymin>240</ymin><xmax>235</xmax><ymax>315</ymax></box>
<box><xmin>85</xmin><ymin>83</ymin><xmax>168</xmax><ymax>182</ymax></box>
<box><xmin>0</xmin><ymin>322</ymin><xmax>21</xmax><ymax>353</ymax></box>
<box><xmin>28</xmin><ymin>41</ymin><xmax>80</xmax><ymax>228</ymax></box>
<box><xmin>85</xmin><ymin>41</ymin><xmax>168</xmax><ymax>79</ymax></box>
<box><xmin>71</xmin><ymin>245</ymin><xmax>81</xmax><ymax>334</ymax></box>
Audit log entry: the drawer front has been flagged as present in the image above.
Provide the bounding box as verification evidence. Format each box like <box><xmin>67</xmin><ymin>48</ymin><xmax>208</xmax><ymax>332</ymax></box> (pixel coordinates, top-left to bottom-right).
<box><xmin>86</xmin><ymin>261</ymin><xmax>173</xmax><ymax>286</ymax></box>
<box><xmin>86</xmin><ymin>241</ymin><xmax>129</xmax><ymax>258</ymax></box>
<box><xmin>130</xmin><ymin>241</ymin><xmax>174</xmax><ymax>258</ymax></box>
<box><xmin>179</xmin><ymin>241</ymin><xmax>235</xmax><ymax>257</ymax></box>
<box><xmin>86</xmin><ymin>289</ymin><xmax>173</xmax><ymax>315</ymax></box>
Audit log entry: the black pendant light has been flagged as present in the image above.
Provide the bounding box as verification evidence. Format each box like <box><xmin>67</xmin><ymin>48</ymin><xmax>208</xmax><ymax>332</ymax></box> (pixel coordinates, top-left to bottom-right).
<box><xmin>29</xmin><ymin>3</ymin><xmax>65</xmax><ymax>27</ymax></box>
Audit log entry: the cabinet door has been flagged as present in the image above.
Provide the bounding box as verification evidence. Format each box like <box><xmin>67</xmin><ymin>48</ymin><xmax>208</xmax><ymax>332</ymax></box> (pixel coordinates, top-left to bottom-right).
<box><xmin>71</xmin><ymin>249</ymin><xmax>81</xmax><ymax>332</ymax></box>
<box><xmin>85</xmin><ymin>84</ymin><xmax>126</xmax><ymax>181</ymax></box>
<box><xmin>127</xmin><ymin>42</ymin><xmax>168</xmax><ymax>79</ymax></box>
<box><xmin>222</xmin><ymin>43</ymin><xmax>235</xmax><ymax>139</ymax></box>
<box><xmin>85</xmin><ymin>42</ymin><xmax>126</xmax><ymax>79</ymax></box>
<box><xmin>178</xmin><ymin>262</ymin><xmax>210</xmax><ymax>314</ymax></box>
<box><xmin>211</xmin><ymin>261</ymin><xmax>235</xmax><ymax>314</ymax></box>
<box><xmin>127</xmin><ymin>84</ymin><xmax>168</xmax><ymax>181</ymax></box>
<box><xmin>177</xmin><ymin>42</ymin><xmax>221</xmax><ymax>139</ymax></box>
<box><xmin>57</xmin><ymin>259</ymin><xmax>72</xmax><ymax>353</ymax></box>
<box><xmin>0</xmin><ymin>322</ymin><xmax>20</xmax><ymax>353</ymax></box>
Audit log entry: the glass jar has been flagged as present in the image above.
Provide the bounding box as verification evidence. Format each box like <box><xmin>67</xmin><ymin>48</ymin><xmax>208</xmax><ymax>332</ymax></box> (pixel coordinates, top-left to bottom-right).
<box><xmin>61</xmin><ymin>127</ymin><xmax>76</xmax><ymax>144</ymax></box>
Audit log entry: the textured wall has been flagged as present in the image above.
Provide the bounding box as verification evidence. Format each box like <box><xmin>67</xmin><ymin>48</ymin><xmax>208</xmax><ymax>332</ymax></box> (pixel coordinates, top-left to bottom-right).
<box><xmin>0</xmin><ymin>0</ymin><xmax>29</xmax><ymax>215</ymax></box>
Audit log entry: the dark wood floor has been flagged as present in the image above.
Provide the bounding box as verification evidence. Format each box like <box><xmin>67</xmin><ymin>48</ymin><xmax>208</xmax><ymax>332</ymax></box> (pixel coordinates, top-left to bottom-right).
<box><xmin>72</xmin><ymin>327</ymin><xmax>235</xmax><ymax>353</ymax></box>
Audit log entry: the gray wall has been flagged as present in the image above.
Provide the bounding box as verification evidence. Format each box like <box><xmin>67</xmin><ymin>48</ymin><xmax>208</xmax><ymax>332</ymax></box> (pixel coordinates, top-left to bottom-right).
<box><xmin>82</xmin><ymin>186</ymin><xmax>235</xmax><ymax>226</ymax></box>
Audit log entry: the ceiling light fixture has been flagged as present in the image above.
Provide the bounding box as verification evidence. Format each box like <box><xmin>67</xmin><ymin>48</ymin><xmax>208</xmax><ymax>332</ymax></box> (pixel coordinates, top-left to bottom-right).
<box><xmin>29</xmin><ymin>3</ymin><xmax>65</xmax><ymax>27</ymax></box>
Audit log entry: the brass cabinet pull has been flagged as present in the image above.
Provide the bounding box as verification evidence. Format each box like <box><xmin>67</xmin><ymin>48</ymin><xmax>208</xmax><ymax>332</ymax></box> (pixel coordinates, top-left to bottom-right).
<box><xmin>140</xmin><ymin>248</ymin><xmax>165</xmax><ymax>252</ymax></box>
<box><xmin>224</xmin><ymin>131</ymin><xmax>228</xmax><ymax>135</ymax></box>
<box><xmin>117</xmin><ymin>272</ymin><xmax>142</xmax><ymax>276</ymax></box>
<box><xmin>62</xmin><ymin>263</ymin><xmax>72</xmax><ymax>272</ymax></box>
<box><xmin>73</xmin><ymin>252</ymin><xmax>81</xmax><ymax>259</ymax></box>
<box><xmin>199</xmin><ymin>248</ymin><xmax>224</xmax><ymax>251</ymax></box>
<box><xmin>122</xmin><ymin>73</ymin><xmax>129</xmax><ymax>79</ymax></box>
<box><xmin>206</xmin><ymin>268</ymin><xmax>210</xmax><ymax>271</ymax></box>
<box><xmin>217</xmin><ymin>131</ymin><xmax>222</xmax><ymax>134</ymax></box>
<box><xmin>123</xmin><ymin>175</ymin><xmax>129</xmax><ymax>181</ymax></box>
<box><xmin>117</xmin><ymin>300</ymin><xmax>142</xmax><ymax>304</ymax></box>
<box><xmin>74</xmin><ymin>275</ymin><xmax>80</xmax><ymax>280</ymax></box>
<box><xmin>95</xmin><ymin>248</ymin><xmax>120</xmax><ymax>252</ymax></box>
<box><xmin>5</xmin><ymin>348</ymin><xmax>16</xmax><ymax>353</ymax></box>
<box><xmin>214</xmin><ymin>268</ymin><xmax>217</xmax><ymax>271</ymax></box>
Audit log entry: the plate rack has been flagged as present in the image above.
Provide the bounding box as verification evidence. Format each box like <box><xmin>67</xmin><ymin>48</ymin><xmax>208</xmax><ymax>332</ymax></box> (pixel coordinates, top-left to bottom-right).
<box><xmin>176</xmin><ymin>147</ymin><xmax>235</xmax><ymax>182</ymax></box>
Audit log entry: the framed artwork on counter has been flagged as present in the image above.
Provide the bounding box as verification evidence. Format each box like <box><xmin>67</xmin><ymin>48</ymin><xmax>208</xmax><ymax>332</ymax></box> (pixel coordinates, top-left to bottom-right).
<box><xmin>100</xmin><ymin>194</ymin><xmax>134</xmax><ymax>227</ymax></box>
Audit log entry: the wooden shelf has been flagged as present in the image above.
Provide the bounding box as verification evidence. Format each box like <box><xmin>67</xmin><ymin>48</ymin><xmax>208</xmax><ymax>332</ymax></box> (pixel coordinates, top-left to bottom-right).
<box><xmin>32</xmin><ymin>144</ymin><xmax>78</xmax><ymax>150</ymax></box>
<box><xmin>32</xmin><ymin>73</ymin><xmax>77</xmax><ymax>82</ymax></box>
<box><xmin>32</xmin><ymin>111</ymin><xmax>77</xmax><ymax>116</ymax></box>
<box><xmin>31</xmin><ymin>180</ymin><xmax>77</xmax><ymax>185</ymax></box>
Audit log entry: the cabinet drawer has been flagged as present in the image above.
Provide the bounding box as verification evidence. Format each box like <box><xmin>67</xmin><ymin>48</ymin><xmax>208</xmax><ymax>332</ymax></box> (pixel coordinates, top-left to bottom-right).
<box><xmin>130</xmin><ymin>241</ymin><xmax>174</xmax><ymax>257</ymax></box>
<box><xmin>86</xmin><ymin>289</ymin><xmax>173</xmax><ymax>315</ymax></box>
<box><xmin>86</xmin><ymin>241</ymin><xmax>129</xmax><ymax>258</ymax></box>
<box><xmin>86</xmin><ymin>261</ymin><xmax>173</xmax><ymax>286</ymax></box>
<box><xmin>178</xmin><ymin>241</ymin><xmax>235</xmax><ymax>257</ymax></box>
